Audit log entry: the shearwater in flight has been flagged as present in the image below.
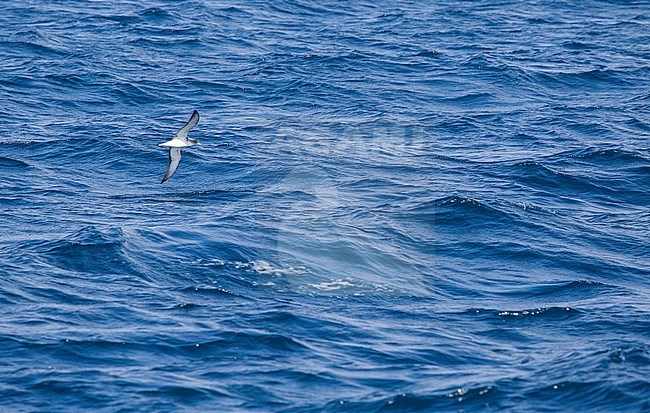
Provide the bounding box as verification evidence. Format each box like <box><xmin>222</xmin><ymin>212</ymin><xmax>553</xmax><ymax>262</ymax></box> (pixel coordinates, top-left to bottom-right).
<box><xmin>158</xmin><ymin>110</ymin><xmax>202</xmax><ymax>183</ymax></box>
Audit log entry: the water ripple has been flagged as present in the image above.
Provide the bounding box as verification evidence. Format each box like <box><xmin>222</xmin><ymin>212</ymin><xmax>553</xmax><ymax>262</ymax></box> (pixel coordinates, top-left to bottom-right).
<box><xmin>1</xmin><ymin>0</ymin><xmax>649</xmax><ymax>411</ymax></box>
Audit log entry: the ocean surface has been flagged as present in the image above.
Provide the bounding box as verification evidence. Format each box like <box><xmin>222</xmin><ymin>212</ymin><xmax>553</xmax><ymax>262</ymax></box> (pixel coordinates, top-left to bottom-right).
<box><xmin>1</xmin><ymin>0</ymin><xmax>649</xmax><ymax>411</ymax></box>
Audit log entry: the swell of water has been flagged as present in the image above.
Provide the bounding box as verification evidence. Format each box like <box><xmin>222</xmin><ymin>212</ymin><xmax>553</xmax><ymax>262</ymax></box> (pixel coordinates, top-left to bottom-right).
<box><xmin>1</xmin><ymin>1</ymin><xmax>649</xmax><ymax>411</ymax></box>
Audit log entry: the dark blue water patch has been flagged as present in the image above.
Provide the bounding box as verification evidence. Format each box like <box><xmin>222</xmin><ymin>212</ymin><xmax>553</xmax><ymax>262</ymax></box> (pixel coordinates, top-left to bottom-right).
<box><xmin>0</xmin><ymin>156</ymin><xmax>32</xmax><ymax>169</ymax></box>
<box><xmin>434</xmin><ymin>196</ymin><xmax>512</xmax><ymax>226</ymax></box>
<box><xmin>488</xmin><ymin>279</ymin><xmax>614</xmax><ymax>299</ymax></box>
<box><xmin>1</xmin><ymin>0</ymin><xmax>650</xmax><ymax>411</ymax></box>
<box><xmin>19</xmin><ymin>227</ymin><xmax>137</xmax><ymax>277</ymax></box>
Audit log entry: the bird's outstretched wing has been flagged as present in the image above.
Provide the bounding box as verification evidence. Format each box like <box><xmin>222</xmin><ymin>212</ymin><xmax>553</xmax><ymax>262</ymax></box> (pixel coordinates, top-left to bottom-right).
<box><xmin>161</xmin><ymin>147</ymin><xmax>182</xmax><ymax>183</ymax></box>
<box><xmin>174</xmin><ymin>110</ymin><xmax>200</xmax><ymax>141</ymax></box>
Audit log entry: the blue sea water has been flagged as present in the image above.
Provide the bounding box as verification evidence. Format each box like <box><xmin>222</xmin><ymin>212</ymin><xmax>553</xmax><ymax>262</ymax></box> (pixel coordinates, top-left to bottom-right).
<box><xmin>0</xmin><ymin>0</ymin><xmax>649</xmax><ymax>411</ymax></box>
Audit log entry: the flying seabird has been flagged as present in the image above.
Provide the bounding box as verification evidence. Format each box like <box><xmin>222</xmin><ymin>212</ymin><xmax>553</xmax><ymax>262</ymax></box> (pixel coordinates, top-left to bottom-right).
<box><xmin>158</xmin><ymin>110</ymin><xmax>202</xmax><ymax>183</ymax></box>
